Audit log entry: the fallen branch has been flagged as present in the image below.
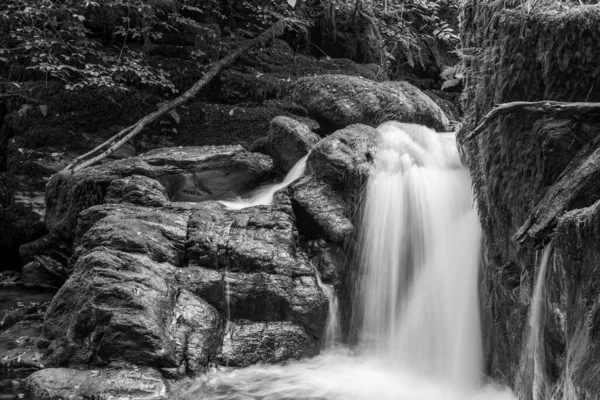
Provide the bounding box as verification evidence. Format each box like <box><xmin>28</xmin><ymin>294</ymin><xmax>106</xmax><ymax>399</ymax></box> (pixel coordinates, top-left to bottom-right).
<box><xmin>464</xmin><ymin>101</ymin><xmax>600</xmax><ymax>142</ymax></box>
<box><xmin>514</xmin><ymin>132</ymin><xmax>600</xmax><ymax>246</ymax></box>
<box><xmin>64</xmin><ymin>20</ymin><xmax>287</xmax><ymax>173</ymax></box>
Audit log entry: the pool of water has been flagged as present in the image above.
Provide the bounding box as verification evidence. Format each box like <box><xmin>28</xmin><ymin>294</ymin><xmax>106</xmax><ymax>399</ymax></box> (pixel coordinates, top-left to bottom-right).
<box><xmin>0</xmin><ymin>288</ymin><xmax>55</xmax><ymax>400</ymax></box>
<box><xmin>174</xmin><ymin>349</ymin><xmax>517</xmax><ymax>400</ymax></box>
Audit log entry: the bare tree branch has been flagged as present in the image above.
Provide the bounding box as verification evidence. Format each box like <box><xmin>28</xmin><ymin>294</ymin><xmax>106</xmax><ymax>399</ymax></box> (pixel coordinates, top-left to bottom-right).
<box><xmin>464</xmin><ymin>101</ymin><xmax>600</xmax><ymax>142</ymax></box>
<box><xmin>64</xmin><ymin>20</ymin><xmax>287</xmax><ymax>173</ymax></box>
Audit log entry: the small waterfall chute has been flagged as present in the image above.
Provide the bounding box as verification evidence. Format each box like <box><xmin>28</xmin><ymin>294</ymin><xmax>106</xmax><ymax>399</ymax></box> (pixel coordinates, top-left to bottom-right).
<box><xmin>316</xmin><ymin>273</ymin><xmax>341</xmax><ymax>349</ymax></box>
<box><xmin>219</xmin><ymin>155</ymin><xmax>308</xmax><ymax>209</ymax></box>
<box><xmin>357</xmin><ymin>121</ymin><xmax>483</xmax><ymax>388</ymax></box>
<box><xmin>520</xmin><ymin>243</ymin><xmax>553</xmax><ymax>400</ymax></box>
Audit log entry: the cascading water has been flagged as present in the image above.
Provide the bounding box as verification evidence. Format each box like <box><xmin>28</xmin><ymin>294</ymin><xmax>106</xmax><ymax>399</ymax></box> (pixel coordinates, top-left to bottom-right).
<box><xmin>219</xmin><ymin>155</ymin><xmax>308</xmax><ymax>210</ymax></box>
<box><xmin>316</xmin><ymin>273</ymin><xmax>341</xmax><ymax>349</ymax></box>
<box><xmin>520</xmin><ymin>243</ymin><xmax>553</xmax><ymax>400</ymax></box>
<box><xmin>175</xmin><ymin>122</ymin><xmax>516</xmax><ymax>400</ymax></box>
<box><xmin>357</xmin><ymin>122</ymin><xmax>483</xmax><ymax>388</ymax></box>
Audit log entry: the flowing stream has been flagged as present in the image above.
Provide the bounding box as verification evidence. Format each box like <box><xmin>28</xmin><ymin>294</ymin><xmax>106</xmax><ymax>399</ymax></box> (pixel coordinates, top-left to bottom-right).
<box><xmin>175</xmin><ymin>122</ymin><xmax>516</xmax><ymax>400</ymax></box>
<box><xmin>219</xmin><ymin>155</ymin><xmax>308</xmax><ymax>210</ymax></box>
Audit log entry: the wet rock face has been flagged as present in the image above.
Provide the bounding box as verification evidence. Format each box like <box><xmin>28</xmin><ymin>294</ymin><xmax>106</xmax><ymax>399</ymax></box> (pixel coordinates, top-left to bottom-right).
<box><xmin>21</xmin><ymin>260</ymin><xmax>61</xmax><ymax>290</ymax></box>
<box><xmin>25</xmin><ymin>367</ymin><xmax>169</xmax><ymax>400</ymax></box>
<box><xmin>36</xmin><ymin>122</ymin><xmax>389</xmax><ymax>379</ymax></box>
<box><xmin>43</xmin><ymin>199</ymin><xmax>327</xmax><ymax>373</ymax></box>
<box><xmin>289</xmin><ymin>177</ymin><xmax>353</xmax><ymax>244</ymax></box>
<box><xmin>252</xmin><ymin>116</ymin><xmax>321</xmax><ymax>173</ymax></box>
<box><xmin>459</xmin><ymin>1</ymin><xmax>600</xmax><ymax>397</ymax></box>
<box><xmin>184</xmin><ymin>201</ymin><xmax>328</xmax><ymax>338</ymax></box>
<box><xmin>293</xmin><ymin>75</ymin><xmax>450</xmax><ymax>132</ymax></box>
<box><xmin>44</xmin><ymin>145</ymin><xmax>273</xmax><ymax>243</ymax></box>
<box><xmin>219</xmin><ymin>321</ymin><xmax>317</xmax><ymax>367</ymax></box>
<box><xmin>307</xmin><ymin>124</ymin><xmax>381</xmax><ymax>200</ymax></box>
<box><xmin>551</xmin><ymin>202</ymin><xmax>600</xmax><ymax>399</ymax></box>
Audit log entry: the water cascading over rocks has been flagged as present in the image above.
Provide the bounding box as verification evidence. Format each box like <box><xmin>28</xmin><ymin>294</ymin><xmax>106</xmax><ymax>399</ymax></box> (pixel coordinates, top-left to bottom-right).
<box><xmin>175</xmin><ymin>123</ymin><xmax>515</xmax><ymax>400</ymax></box>
<box><xmin>355</xmin><ymin>122</ymin><xmax>483</xmax><ymax>388</ymax></box>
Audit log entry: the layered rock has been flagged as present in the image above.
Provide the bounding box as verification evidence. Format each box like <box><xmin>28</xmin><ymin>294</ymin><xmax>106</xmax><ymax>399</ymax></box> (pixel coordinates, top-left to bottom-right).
<box><xmin>289</xmin><ymin>177</ymin><xmax>353</xmax><ymax>244</ymax></box>
<box><xmin>44</xmin><ymin>145</ymin><xmax>273</xmax><ymax>242</ymax></box>
<box><xmin>307</xmin><ymin>124</ymin><xmax>381</xmax><ymax>202</ymax></box>
<box><xmin>293</xmin><ymin>75</ymin><xmax>451</xmax><ymax>132</ymax></box>
<box><xmin>42</xmin><ymin>196</ymin><xmax>327</xmax><ymax>374</ymax></box>
<box><xmin>29</xmin><ymin>118</ymin><xmax>396</xmax><ymax>393</ymax></box>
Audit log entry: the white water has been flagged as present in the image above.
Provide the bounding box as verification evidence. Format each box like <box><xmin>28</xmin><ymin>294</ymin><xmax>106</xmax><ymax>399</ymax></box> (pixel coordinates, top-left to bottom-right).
<box><xmin>357</xmin><ymin>122</ymin><xmax>483</xmax><ymax>388</ymax></box>
<box><xmin>175</xmin><ymin>122</ymin><xmax>516</xmax><ymax>400</ymax></box>
<box><xmin>522</xmin><ymin>243</ymin><xmax>553</xmax><ymax>399</ymax></box>
<box><xmin>316</xmin><ymin>273</ymin><xmax>341</xmax><ymax>349</ymax></box>
<box><xmin>219</xmin><ymin>155</ymin><xmax>308</xmax><ymax>209</ymax></box>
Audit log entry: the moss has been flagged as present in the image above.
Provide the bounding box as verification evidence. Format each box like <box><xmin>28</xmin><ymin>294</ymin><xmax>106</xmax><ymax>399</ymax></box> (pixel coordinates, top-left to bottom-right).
<box><xmin>174</xmin><ymin>102</ymin><xmax>305</xmax><ymax>149</ymax></box>
<box><xmin>552</xmin><ymin>200</ymin><xmax>600</xmax><ymax>398</ymax></box>
<box><xmin>459</xmin><ymin>0</ymin><xmax>600</xmax><ymax>392</ymax></box>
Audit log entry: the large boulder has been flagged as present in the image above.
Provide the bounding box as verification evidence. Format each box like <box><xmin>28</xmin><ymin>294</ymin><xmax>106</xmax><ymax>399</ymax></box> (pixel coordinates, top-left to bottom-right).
<box><xmin>289</xmin><ymin>177</ymin><xmax>353</xmax><ymax>244</ymax></box>
<box><xmin>25</xmin><ymin>367</ymin><xmax>169</xmax><ymax>400</ymax></box>
<box><xmin>251</xmin><ymin>116</ymin><xmax>320</xmax><ymax>173</ymax></box>
<box><xmin>219</xmin><ymin>321</ymin><xmax>317</xmax><ymax>367</ymax></box>
<box><xmin>307</xmin><ymin>124</ymin><xmax>382</xmax><ymax>201</ymax></box>
<box><xmin>44</xmin><ymin>146</ymin><xmax>273</xmax><ymax>242</ymax></box>
<box><xmin>293</xmin><ymin>75</ymin><xmax>450</xmax><ymax>132</ymax></box>
<box><xmin>42</xmin><ymin>198</ymin><xmax>328</xmax><ymax>373</ymax></box>
<box><xmin>43</xmin><ymin>204</ymin><xmax>223</xmax><ymax>372</ymax></box>
<box><xmin>184</xmin><ymin>201</ymin><xmax>328</xmax><ymax>338</ymax></box>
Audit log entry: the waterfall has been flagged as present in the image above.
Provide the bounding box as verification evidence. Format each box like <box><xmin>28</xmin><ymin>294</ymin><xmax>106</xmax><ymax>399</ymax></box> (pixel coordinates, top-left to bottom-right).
<box><xmin>175</xmin><ymin>122</ymin><xmax>516</xmax><ymax>400</ymax></box>
<box><xmin>520</xmin><ymin>243</ymin><xmax>553</xmax><ymax>400</ymax></box>
<box><xmin>316</xmin><ymin>273</ymin><xmax>341</xmax><ymax>349</ymax></box>
<box><xmin>219</xmin><ymin>155</ymin><xmax>308</xmax><ymax>209</ymax></box>
<box><xmin>357</xmin><ymin>122</ymin><xmax>483</xmax><ymax>388</ymax></box>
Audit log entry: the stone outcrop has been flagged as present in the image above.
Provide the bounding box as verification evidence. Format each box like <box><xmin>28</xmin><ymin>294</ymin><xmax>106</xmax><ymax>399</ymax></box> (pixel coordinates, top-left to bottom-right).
<box><xmin>289</xmin><ymin>177</ymin><xmax>353</xmax><ymax>244</ymax></box>
<box><xmin>44</xmin><ymin>146</ymin><xmax>273</xmax><ymax>242</ymax></box>
<box><xmin>42</xmin><ymin>198</ymin><xmax>327</xmax><ymax>374</ymax></box>
<box><xmin>250</xmin><ymin>116</ymin><xmax>320</xmax><ymax>173</ymax></box>
<box><xmin>459</xmin><ymin>2</ymin><xmax>600</xmax><ymax>398</ymax></box>
<box><xmin>25</xmin><ymin>116</ymin><xmax>396</xmax><ymax>395</ymax></box>
<box><xmin>25</xmin><ymin>366</ymin><xmax>169</xmax><ymax>400</ymax></box>
<box><xmin>307</xmin><ymin>124</ymin><xmax>381</xmax><ymax>202</ymax></box>
<box><xmin>293</xmin><ymin>75</ymin><xmax>451</xmax><ymax>132</ymax></box>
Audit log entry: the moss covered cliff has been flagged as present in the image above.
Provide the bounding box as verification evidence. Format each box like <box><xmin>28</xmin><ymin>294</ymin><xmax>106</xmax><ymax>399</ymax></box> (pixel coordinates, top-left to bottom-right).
<box><xmin>459</xmin><ymin>1</ymin><xmax>600</xmax><ymax>398</ymax></box>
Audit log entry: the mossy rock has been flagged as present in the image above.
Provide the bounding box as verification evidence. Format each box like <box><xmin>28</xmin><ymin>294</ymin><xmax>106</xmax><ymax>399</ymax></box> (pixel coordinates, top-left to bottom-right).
<box><xmin>459</xmin><ymin>1</ymin><xmax>600</xmax><ymax>394</ymax></box>
<box><xmin>293</xmin><ymin>75</ymin><xmax>451</xmax><ymax>132</ymax></box>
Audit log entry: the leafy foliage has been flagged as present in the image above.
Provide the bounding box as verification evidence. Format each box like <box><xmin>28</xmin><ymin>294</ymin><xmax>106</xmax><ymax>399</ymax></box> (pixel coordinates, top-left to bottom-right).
<box><xmin>0</xmin><ymin>0</ymin><xmax>193</xmax><ymax>91</ymax></box>
<box><xmin>0</xmin><ymin>0</ymin><xmax>463</xmax><ymax>94</ymax></box>
<box><xmin>375</xmin><ymin>0</ymin><xmax>460</xmax><ymax>72</ymax></box>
